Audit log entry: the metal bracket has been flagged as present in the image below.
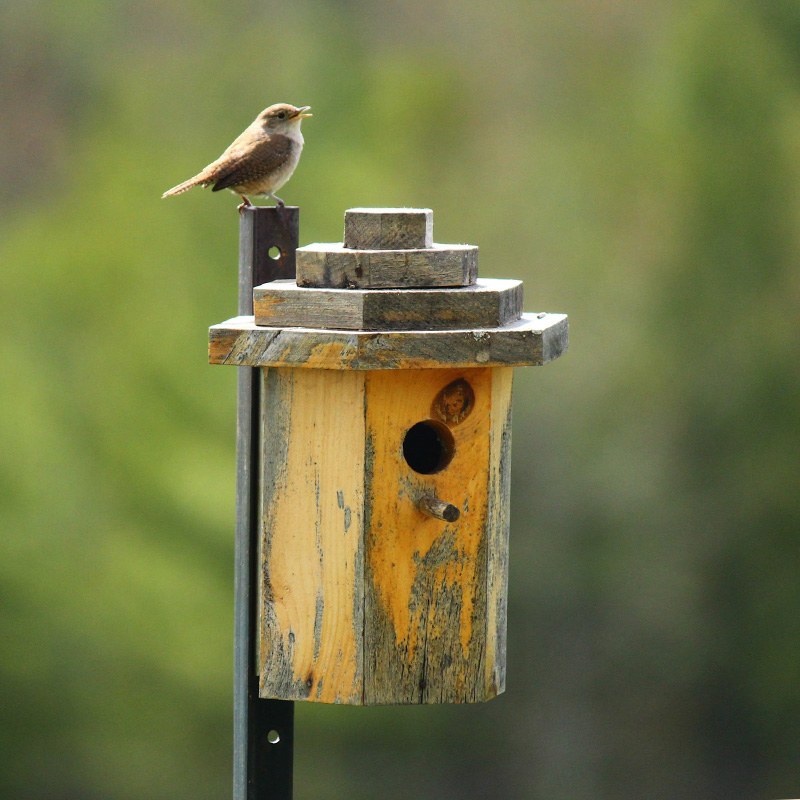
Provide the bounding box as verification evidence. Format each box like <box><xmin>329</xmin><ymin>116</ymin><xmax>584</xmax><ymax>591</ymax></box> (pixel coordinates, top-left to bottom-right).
<box><xmin>234</xmin><ymin>206</ymin><xmax>299</xmax><ymax>800</ymax></box>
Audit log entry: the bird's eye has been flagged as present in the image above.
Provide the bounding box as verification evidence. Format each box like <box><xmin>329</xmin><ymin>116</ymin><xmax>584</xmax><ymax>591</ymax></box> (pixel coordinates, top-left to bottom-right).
<box><xmin>276</xmin><ymin>111</ymin><xmax>286</xmax><ymax>119</ymax></box>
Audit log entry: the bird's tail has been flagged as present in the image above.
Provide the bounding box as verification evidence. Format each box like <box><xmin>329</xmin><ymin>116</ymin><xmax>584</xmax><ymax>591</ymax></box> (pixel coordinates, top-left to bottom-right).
<box><xmin>161</xmin><ymin>172</ymin><xmax>211</xmax><ymax>198</ymax></box>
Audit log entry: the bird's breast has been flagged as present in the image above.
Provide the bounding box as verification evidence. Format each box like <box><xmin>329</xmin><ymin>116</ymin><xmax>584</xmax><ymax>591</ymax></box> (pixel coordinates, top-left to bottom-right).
<box><xmin>252</xmin><ymin>137</ymin><xmax>301</xmax><ymax>193</ymax></box>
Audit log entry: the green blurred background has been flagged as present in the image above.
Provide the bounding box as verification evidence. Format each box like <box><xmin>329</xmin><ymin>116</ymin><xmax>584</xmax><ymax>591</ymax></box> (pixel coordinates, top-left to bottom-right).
<box><xmin>3</xmin><ymin>0</ymin><xmax>800</xmax><ymax>798</ymax></box>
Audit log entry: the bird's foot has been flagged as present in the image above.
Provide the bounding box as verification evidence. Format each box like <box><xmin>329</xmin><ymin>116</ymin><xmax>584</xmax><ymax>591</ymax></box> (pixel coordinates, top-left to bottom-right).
<box><xmin>237</xmin><ymin>196</ymin><xmax>253</xmax><ymax>213</ymax></box>
<box><xmin>270</xmin><ymin>193</ymin><xmax>285</xmax><ymax>208</ymax></box>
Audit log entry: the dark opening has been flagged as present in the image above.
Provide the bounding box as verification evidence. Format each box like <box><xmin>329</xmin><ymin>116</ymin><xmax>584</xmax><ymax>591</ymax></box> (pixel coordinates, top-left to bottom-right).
<box><xmin>402</xmin><ymin>420</ymin><xmax>455</xmax><ymax>474</ymax></box>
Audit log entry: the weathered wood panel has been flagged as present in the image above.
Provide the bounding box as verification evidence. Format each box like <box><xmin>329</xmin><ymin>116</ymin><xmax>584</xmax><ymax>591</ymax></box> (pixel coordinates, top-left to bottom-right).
<box><xmin>255</xmin><ymin>365</ymin><xmax>514</xmax><ymax>705</ymax></box>
<box><xmin>295</xmin><ymin>243</ymin><xmax>478</xmax><ymax>289</ymax></box>
<box><xmin>343</xmin><ymin>208</ymin><xmax>433</xmax><ymax>250</ymax></box>
<box><xmin>210</xmin><ymin>313</ymin><xmax>569</xmax><ymax>370</ymax></box>
<box><xmin>364</xmin><ymin>369</ymin><xmax>504</xmax><ymax>704</ymax></box>
<box><xmin>258</xmin><ymin>367</ymin><xmax>366</xmax><ymax>703</ymax></box>
<box><xmin>484</xmin><ymin>368</ymin><xmax>513</xmax><ymax>698</ymax></box>
<box><xmin>253</xmin><ymin>278</ymin><xmax>523</xmax><ymax>331</ymax></box>
<box><xmin>362</xmin><ymin>368</ymin><xmax>508</xmax><ymax>704</ymax></box>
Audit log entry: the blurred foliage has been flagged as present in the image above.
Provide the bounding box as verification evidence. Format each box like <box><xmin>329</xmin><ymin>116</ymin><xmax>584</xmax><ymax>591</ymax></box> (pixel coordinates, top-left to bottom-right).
<box><xmin>2</xmin><ymin>0</ymin><xmax>800</xmax><ymax>798</ymax></box>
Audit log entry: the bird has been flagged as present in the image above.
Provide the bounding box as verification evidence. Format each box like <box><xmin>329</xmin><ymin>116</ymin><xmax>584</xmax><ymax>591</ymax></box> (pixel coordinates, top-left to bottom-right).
<box><xmin>162</xmin><ymin>103</ymin><xmax>311</xmax><ymax>210</ymax></box>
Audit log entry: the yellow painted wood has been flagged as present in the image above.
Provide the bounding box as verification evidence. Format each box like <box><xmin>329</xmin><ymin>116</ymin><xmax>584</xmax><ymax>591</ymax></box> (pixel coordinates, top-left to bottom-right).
<box><xmin>258</xmin><ymin>367</ymin><xmax>366</xmax><ymax>703</ymax></box>
<box><xmin>256</xmin><ymin>365</ymin><xmax>513</xmax><ymax>705</ymax></box>
<box><xmin>362</xmin><ymin>367</ymin><xmax>510</xmax><ymax>703</ymax></box>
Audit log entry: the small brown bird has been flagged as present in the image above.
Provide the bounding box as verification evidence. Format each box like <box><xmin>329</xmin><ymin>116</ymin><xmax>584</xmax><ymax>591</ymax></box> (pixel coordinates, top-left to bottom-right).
<box><xmin>162</xmin><ymin>103</ymin><xmax>311</xmax><ymax>209</ymax></box>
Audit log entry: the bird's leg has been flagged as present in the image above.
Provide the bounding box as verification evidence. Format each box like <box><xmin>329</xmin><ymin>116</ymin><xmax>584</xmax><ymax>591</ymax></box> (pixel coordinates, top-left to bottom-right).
<box><xmin>237</xmin><ymin>195</ymin><xmax>253</xmax><ymax>213</ymax></box>
<box><xmin>269</xmin><ymin>193</ymin><xmax>285</xmax><ymax>208</ymax></box>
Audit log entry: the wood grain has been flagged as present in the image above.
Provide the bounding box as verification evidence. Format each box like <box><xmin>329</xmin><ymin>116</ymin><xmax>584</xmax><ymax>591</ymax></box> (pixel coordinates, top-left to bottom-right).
<box><xmin>485</xmin><ymin>367</ymin><xmax>513</xmax><ymax>697</ymax></box>
<box><xmin>210</xmin><ymin>313</ymin><xmax>569</xmax><ymax>370</ymax></box>
<box><xmin>253</xmin><ymin>364</ymin><xmax>515</xmax><ymax>705</ymax></box>
<box><xmin>258</xmin><ymin>368</ymin><xmax>366</xmax><ymax>703</ymax></box>
<box><xmin>253</xmin><ymin>278</ymin><xmax>523</xmax><ymax>331</ymax></box>
<box><xmin>343</xmin><ymin>208</ymin><xmax>433</xmax><ymax>250</ymax></box>
<box><xmin>295</xmin><ymin>243</ymin><xmax>478</xmax><ymax>289</ymax></box>
<box><xmin>362</xmin><ymin>368</ymin><xmax>511</xmax><ymax>704</ymax></box>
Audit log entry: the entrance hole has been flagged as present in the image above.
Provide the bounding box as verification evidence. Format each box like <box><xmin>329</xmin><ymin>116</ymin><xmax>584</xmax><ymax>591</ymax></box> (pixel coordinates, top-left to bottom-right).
<box><xmin>402</xmin><ymin>420</ymin><xmax>455</xmax><ymax>474</ymax></box>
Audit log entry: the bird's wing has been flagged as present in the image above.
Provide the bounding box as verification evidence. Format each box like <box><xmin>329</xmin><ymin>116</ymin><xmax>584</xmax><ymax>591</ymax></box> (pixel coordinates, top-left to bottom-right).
<box><xmin>211</xmin><ymin>134</ymin><xmax>295</xmax><ymax>192</ymax></box>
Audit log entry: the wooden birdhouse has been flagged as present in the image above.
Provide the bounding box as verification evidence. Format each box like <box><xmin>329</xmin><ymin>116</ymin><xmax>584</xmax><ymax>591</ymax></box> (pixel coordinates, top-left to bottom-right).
<box><xmin>210</xmin><ymin>207</ymin><xmax>568</xmax><ymax>706</ymax></box>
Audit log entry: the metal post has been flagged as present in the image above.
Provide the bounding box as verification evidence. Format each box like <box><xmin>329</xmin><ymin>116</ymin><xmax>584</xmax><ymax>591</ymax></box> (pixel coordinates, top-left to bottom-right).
<box><xmin>234</xmin><ymin>206</ymin><xmax>299</xmax><ymax>800</ymax></box>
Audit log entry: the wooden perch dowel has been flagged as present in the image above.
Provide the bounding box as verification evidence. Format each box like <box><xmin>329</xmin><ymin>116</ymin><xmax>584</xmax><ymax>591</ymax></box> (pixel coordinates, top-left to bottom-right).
<box><xmin>418</xmin><ymin>495</ymin><xmax>461</xmax><ymax>522</ymax></box>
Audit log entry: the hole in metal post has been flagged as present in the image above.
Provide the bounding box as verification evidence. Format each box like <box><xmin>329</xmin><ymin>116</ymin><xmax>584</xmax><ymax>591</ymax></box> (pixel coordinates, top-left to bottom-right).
<box><xmin>268</xmin><ymin>246</ymin><xmax>282</xmax><ymax>260</ymax></box>
<box><xmin>403</xmin><ymin>420</ymin><xmax>455</xmax><ymax>474</ymax></box>
<box><xmin>267</xmin><ymin>729</ymin><xmax>280</xmax><ymax>745</ymax></box>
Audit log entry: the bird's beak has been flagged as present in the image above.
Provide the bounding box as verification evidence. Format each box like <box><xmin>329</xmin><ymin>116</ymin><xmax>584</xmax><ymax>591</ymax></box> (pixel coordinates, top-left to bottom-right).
<box><xmin>292</xmin><ymin>106</ymin><xmax>312</xmax><ymax>119</ymax></box>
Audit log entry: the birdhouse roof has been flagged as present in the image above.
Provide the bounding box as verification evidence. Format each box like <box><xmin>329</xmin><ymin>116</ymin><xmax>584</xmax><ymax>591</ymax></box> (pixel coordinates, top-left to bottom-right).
<box><xmin>209</xmin><ymin>312</ymin><xmax>567</xmax><ymax>370</ymax></box>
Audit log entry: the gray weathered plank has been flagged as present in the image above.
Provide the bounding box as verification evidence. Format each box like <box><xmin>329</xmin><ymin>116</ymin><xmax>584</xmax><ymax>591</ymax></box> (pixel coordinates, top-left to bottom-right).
<box><xmin>343</xmin><ymin>208</ymin><xmax>433</xmax><ymax>250</ymax></box>
<box><xmin>484</xmin><ymin>368</ymin><xmax>513</xmax><ymax>698</ymax></box>
<box><xmin>295</xmin><ymin>243</ymin><xmax>478</xmax><ymax>289</ymax></box>
<box><xmin>253</xmin><ymin>278</ymin><xmax>523</xmax><ymax>331</ymax></box>
<box><xmin>209</xmin><ymin>313</ymin><xmax>569</xmax><ymax>370</ymax></box>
